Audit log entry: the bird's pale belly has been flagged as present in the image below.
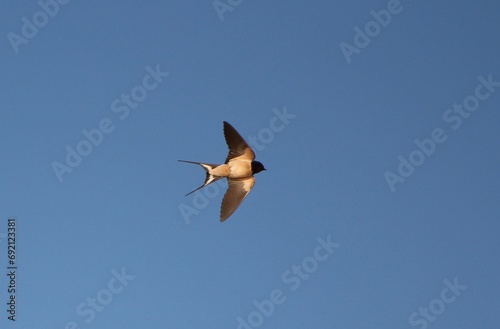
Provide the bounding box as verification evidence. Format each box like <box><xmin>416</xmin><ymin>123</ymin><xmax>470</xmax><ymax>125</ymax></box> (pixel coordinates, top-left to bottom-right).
<box><xmin>211</xmin><ymin>164</ymin><xmax>230</xmax><ymax>177</ymax></box>
<box><xmin>228</xmin><ymin>161</ymin><xmax>252</xmax><ymax>179</ymax></box>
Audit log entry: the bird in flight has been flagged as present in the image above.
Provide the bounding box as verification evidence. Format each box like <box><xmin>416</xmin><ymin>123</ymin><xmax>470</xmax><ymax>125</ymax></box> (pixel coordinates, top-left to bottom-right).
<box><xmin>179</xmin><ymin>121</ymin><xmax>266</xmax><ymax>222</ymax></box>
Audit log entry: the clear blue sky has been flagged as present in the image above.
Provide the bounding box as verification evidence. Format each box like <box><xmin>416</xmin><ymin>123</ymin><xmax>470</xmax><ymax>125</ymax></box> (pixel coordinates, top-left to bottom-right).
<box><xmin>1</xmin><ymin>1</ymin><xmax>499</xmax><ymax>328</ymax></box>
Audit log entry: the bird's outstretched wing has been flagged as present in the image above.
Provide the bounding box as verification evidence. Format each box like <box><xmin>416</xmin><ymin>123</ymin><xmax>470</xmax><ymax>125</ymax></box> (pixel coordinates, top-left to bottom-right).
<box><xmin>220</xmin><ymin>177</ymin><xmax>255</xmax><ymax>222</ymax></box>
<box><xmin>223</xmin><ymin>121</ymin><xmax>255</xmax><ymax>163</ymax></box>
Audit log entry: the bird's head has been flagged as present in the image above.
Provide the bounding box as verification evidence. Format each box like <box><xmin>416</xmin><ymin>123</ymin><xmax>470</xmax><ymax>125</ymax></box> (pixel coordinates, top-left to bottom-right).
<box><xmin>251</xmin><ymin>161</ymin><xmax>266</xmax><ymax>174</ymax></box>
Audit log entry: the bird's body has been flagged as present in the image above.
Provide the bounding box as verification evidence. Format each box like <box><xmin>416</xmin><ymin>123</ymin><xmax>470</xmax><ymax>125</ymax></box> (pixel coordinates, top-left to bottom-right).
<box><xmin>179</xmin><ymin>121</ymin><xmax>266</xmax><ymax>222</ymax></box>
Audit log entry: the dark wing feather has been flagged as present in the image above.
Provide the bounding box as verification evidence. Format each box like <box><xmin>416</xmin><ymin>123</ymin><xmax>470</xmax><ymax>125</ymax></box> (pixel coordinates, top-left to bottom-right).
<box><xmin>220</xmin><ymin>177</ymin><xmax>255</xmax><ymax>222</ymax></box>
<box><xmin>223</xmin><ymin>121</ymin><xmax>255</xmax><ymax>163</ymax></box>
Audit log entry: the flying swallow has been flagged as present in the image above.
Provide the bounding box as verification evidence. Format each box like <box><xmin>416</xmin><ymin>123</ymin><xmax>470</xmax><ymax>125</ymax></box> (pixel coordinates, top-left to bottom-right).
<box><xmin>179</xmin><ymin>121</ymin><xmax>266</xmax><ymax>222</ymax></box>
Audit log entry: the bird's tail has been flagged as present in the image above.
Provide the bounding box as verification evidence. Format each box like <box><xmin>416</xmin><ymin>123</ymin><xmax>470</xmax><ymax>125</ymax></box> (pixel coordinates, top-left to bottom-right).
<box><xmin>178</xmin><ymin>160</ymin><xmax>224</xmax><ymax>196</ymax></box>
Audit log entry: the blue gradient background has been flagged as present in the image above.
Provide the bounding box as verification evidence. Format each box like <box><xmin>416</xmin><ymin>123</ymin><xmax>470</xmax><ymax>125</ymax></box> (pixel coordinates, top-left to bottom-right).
<box><xmin>1</xmin><ymin>1</ymin><xmax>499</xmax><ymax>328</ymax></box>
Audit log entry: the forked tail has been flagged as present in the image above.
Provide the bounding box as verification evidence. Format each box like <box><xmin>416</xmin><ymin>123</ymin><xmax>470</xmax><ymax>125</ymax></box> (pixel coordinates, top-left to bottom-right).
<box><xmin>178</xmin><ymin>160</ymin><xmax>224</xmax><ymax>196</ymax></box>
